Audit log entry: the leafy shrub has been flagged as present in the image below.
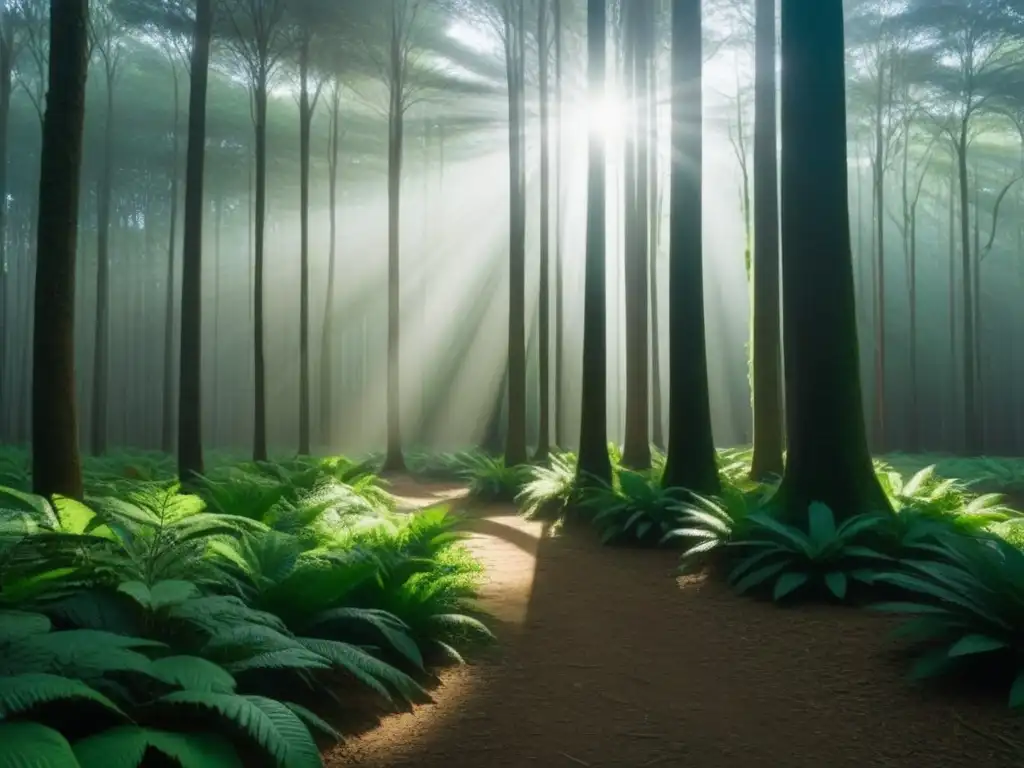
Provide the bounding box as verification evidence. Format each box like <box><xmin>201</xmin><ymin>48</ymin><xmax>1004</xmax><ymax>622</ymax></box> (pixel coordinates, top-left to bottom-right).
<box><xmin>661</xmin><ymin>485</ymin><xmax>767</xmax><ymax>571</ymax></box>
<box><xmin>871</xmin><ymin>532</ymin><xmax>1024</xmax><ymax>708</ymax></box>
<box><xmin>457</xmin><ymin>452</ymin><xmax>532</xmax><ymax>502</ymax></box>
<box><xmin>578</xmin><ymin>470</ymin><xmax>691</xmax><ymax>545</ymax></box>
<box><xmin>728</xmin><ymin>503</ymin><xmax>892</xmax><ymax>601</ymax></box>
<box><xmin>517</xmin><ymin>451</ymin><xmax>578</xmax><ymax>520</ymax></box>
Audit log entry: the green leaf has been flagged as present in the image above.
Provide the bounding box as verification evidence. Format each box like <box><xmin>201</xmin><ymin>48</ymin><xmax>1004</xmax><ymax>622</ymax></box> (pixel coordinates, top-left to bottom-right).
<box><xmin>309</xmin><ymin>607</ymin><xmax>423</xmax><ymax>670</ymax></box>
<box><xmin>947</xmin><ymin>634</ymin><xmax>1009</xmax><ymax>658</ymax></box>
<box><xmin>0</xmin><ymin>673</ymin><xmax>125</xmax><ymax>721</ymax></box>
<box><xmin>910</xmin><ymin>648</ymin><xmax>955</xmax><ymax>680</ymax></box>
<box><xmin>733</xmin><ymin>560</ymin><xmax>787</xmax><ymax>594</ymax></box>
<box><xmin>1009</xmin><ymin>670</ymin><xmax>1024</xmax><ymax>708</ymax></box>
<box><xmin>824</xmin><ymin>571</ymin><xmax>848</xmax><ymax>600</ymax></box>
<box><xmin>806</xmin><ymin>502</ymin><xmax>836</xmax><ymax>546</ymax></box>
<box><xmin>0</xmin><ymin>610</ymin><xmax>52</xmax><ymax>641</ymax></box>
<box><xmin>0</xmin><ymin>721</ymin><xmax>78</xmax><ymax>768</ymax></box>
<box><xmin>73</xmin><ymin>726</ymin><xmax>242</xmax><ymax>768</ymax></box>
<box><xmin>772</xmin><ymin>572</ymin><xmax>809</xmax><ymax>601</ymax></box>
<box><xmin>149</xmin><ymin>657</ymin><xmax>237</xmax><ymax>693</ymax></box>
<box><xmin>149</xmin><ymin>580</ymin><xmax>202</xmax><ymax>610</ymax></box>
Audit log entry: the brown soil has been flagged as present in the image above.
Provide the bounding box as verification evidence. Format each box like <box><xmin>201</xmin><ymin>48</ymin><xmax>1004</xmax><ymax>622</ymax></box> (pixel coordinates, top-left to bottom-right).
<box><xmin>326</xmin><ymin>479</ymin><xmax>1024</xmax><ymax>768</ymax></box>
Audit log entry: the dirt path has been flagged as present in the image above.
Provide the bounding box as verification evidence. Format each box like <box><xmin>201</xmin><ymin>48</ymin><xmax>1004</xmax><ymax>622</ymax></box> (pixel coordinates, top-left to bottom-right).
<box><xmin>327</xmin><ymin>482</ymin><xmax>1024</xmax><ymax>768</ymax></box>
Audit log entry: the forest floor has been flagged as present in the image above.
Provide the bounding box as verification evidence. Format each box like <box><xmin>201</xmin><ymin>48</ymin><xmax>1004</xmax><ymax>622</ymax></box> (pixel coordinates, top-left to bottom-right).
<box><xmin>325</xmin><ymin>477</ymin><xmax>1024</xmax><ymax>768</ymax></box>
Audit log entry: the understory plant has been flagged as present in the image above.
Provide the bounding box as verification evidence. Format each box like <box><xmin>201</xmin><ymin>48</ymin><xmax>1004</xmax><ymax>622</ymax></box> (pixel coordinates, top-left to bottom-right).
<box><xmin>457</xmin><ymin>452</ymin><xmax>532</xmax><ymax>502</ymax></box>
<box><xmin>578</xmin><ymin>470</ymin><xmax>691</xmax><ymax>545</ymax></box>
<box><xmin>516</xmin><ymin>451</ymin><xmax>578</xmax><ymax>520</ymax></box>
<box><xmin>728</xmin><ymin>502</ymin><xmax>892</xmax><ymax>601</ymax></box>
<box><xmin>871</xmin><ymin>531</ymin><xmax>1024</xmax><ymax>708</ymax></box>
<box><xmin>661</xmin><ymin>484</ymin><xmax>769</xmax><ymax>572</ymax></box>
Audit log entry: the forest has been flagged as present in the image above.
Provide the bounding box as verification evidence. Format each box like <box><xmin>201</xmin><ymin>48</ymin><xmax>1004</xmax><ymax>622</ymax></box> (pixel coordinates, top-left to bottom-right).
<box><xmin>2</xmin><ymin>0</ymin><xmax>1024</xmax><ymax>766</ymax></box>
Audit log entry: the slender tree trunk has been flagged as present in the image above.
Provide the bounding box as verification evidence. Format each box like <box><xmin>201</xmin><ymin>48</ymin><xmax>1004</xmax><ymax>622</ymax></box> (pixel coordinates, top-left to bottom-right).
<box><xmin>577</xmin><ymin>0</ymin><xmax>612</xmax><ymax>485</ymax></box>
<box><xmin>535</xmin><ymin>0</ymin><xmax>552</xmax><ymax>461</ymax></box>
<box><xmin>908</xmin><ymin>207</ymin><xmax>918</xmax><ymax>450</ymax></box>
<box><xmin>320</xmin><ymin>83</ymin><xmax>341</xmax><ymax>448</ymax></box>
<box><xmin>872</xmin><ymin>73</ymin><xmax>886</xmax><ymax>452</ymax></box>
<box><xmin>252</xmin><ymin>74</ymin><xmax>269</xmax><ymax>462</ymax></box>
<box><xmin>649</xmin><ymin>51</ymin><xmax>664</xmax><ymax>451</ymax></box>
<box><xmin>776</xmin><ymin>0</ymin><xmax>888</xmax><ymax>524</ymax></box>
<box><xmin>382</xmin><ymin>22</ymin><xmax>406</xmax><ymax>471</ymax></box>
<box><xmin>32</xmin><ymin>0</ymin><xmax>89</xmax><ymax>499</ymax></box>
<box><xmin>623</xmin><ymin>0</ymin><xmax>651</xmax><ymax>470</ymax></box>
<box><xmin>553</xmin><ymin>0</ymin><xmax>565</xmax><ymax>449</ymax></box>
<box><xmin>162</xmin><ymin>69</ymin><xmax>181</xmax><ymax>454</ymax></box>
<box><xmin>0</xmin><ymin>23</ymin><xmax>12</xmax><ymax>426</ymax></box>
<box><xmin>177</xmin><ymin>0</ymin><xmax>212</xmax><ymax>481</ymax></box>
<box><xmin>972</xmin><ymin>173</ymin><xmax>982</xmax><ymax>449</ymax></box>
<box><xmin>662</xmin><ymin>0</ymin><xmax>718</xmax><ymax>494</ymax></box>
<box><xmin>948</xmin><ymin>158</ymin><xmax>956</xmax><ymax>448</ymax></box>
<box><xmin>504</xmin><ymin>4</ymin><xmax>528</xmax><ymax>466</ymax></box>
<box><xmin>298</xmin><ymin>33</ymin><xmax>312</xmax><ymax>455</ymax></box>
<box><xmin>212</xmin><ymin>185</ymin><xmax>222</xmax><ymax>447</ymax></box>
<box><xmin>957</xmin><ymin>128</ymin><xmax>977</xmax><ymax>453</ymax></box>
<box><xmin>91</xmin><ymin>72</ymin><xmax>116</xmax><ymax>457</ymax></box>
<box><xmin>750</xmin><ymin>0</ymin><xmax>784</xmax><ymax>480</ymax></box>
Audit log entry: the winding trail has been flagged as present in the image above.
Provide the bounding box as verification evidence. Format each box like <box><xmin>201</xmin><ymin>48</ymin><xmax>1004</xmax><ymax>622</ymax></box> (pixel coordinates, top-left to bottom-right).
<box><xmin>326</xmin><ymin>478</ymin><xmax>1024</xmax><ymax>768</ymax></box>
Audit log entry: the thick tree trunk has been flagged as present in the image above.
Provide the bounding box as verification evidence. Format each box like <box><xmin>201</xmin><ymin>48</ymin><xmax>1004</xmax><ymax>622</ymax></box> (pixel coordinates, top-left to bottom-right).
<box><xmin>32</xmin><ymin>0</ymin><xmax>89</xmax><ymax>499</ymax></box>
<box><xmin>162</xmin><ymin>70</ymin><xmax>180</xmax><ymax>454</ymax></box>
<box><xmin>576</xmin><ymin>0</ymin><xmax>612</xmax><ymax>485</ymax></box>
<box><xmin>749</xmin><ymin>0</ymin><xmax>784</xmax><ymax>480</ymax></box>
<box><xmin>957</xmin><ymin>128</ymin><xmax>977</xmax><ymax>453</ymax></box>
<box><xmin>91</xmin><ymin>75</ymin><xmax>116</xmax><ymax>457</ymax></box>
<box><xmin>774</xmin><ymin>0</ymin><xmax>887</xmax><ymax>522</ymax></box>
<box><xmin>662</xmin><ymin>0</ymin><xmax>718</xmax><ymax>494</ymax></box>
<box><xmin>177</xmin><ymin>0</ymin><xmax>213</xmax><ymax>483</ymax></box>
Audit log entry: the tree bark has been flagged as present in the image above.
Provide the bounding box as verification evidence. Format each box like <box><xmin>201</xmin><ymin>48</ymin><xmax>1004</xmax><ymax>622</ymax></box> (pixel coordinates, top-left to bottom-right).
<box><xmin>576</xmin><ymin>0</ymin><xmax>612</xmax><ymax>485</ymax></box>
<box><xmin>749</xmin><ymin>0</ymin><xmax>784</xmax><ymax>480</ymax></box>
<box><xmin>298</xmin><ymin>32</ymin><xmax>312</xmax><ymax>455</ymax></box>
<box><xmin>774</xmin><ymin>0</ymin><xmax>887</xmax><ymax>522</ymax></box>
<box><xmin>32</xmin><ymin>0</ymin><xmax>89</xmax><ymax>499</ymax></box>
<box><xmin>662</xmin><ymin>0</ymin><xmax>718</xmax><ymax>495</ymax></box>
<box><xmin>320</xmin><ymin>83</ymin><xmax>341</xmax><ymax>448</ymax></box>
<box><xmin>162</xmin><ymin>67</ymin><xmax>181</xmax><ymax>454</ymax></box>
<box><xmin>535</xmin><ymin>0</ymin><xmax>552</xmax><ymax>461</ymax></box>
<box><xmin>252</xmin><ymin>74</ymin><xmax>269</xmax><ymax>462</ymax></box>
<box><xmin>177</xmin><ymin>0</ymin><xmax>213</xmax><ymax>483</ymax></box>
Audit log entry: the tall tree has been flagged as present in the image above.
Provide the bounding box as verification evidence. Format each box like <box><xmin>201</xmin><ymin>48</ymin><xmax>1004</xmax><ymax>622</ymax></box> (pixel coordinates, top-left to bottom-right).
<box><xmin>223</xmin><ymin>0</ymin><xmax>290</xmax><ymax>462</ymax></box>
<box><xmin>32</xmin><ymin>0</ymin><xmax>89</xmax><ymax>499</ymax></box>
<box><xmin>535</xmin><ymin>0</ymin><xmax>552</xmax><ymax>461</ymax></box>
<box><xmin>576</xmin><ymin>0</ymin><xmax>611</xmax><ymax>485</ymax></box>
<box><xmin>320</xmin><ymin>76</ymin><xmax>343</xmax><ymax>448</ymax></box>
<box><xmin>88</xmin><ymin>2</ymin><xmax>126</xmax><ymax>457</ymax></box>
<box><xmin>0</xmin><ymin>5</ymin><xmax>21</xmax><ymax>424</ymax></box>
<box><xmin>774</xmin><ymin>0</ymin><xmax>887</xmax><ymax>521</ymax></box>
<box><xmin>178</xmin><ymin>0</ymin><xmax>213</xmax><ymax>483</ymax></box>
<box><xmin>749</xmin><ymin>0</ymin><xmax>784</xmax><ymax>479</ymax></box>
<box><xmin>662</xmin><ymin>0</ymin><xmax>718</xmax><ymax>494</ymax></box>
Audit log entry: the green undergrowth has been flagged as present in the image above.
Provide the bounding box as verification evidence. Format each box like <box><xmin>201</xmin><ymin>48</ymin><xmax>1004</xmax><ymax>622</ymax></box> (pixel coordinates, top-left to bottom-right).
<box><xmin>0</xmin><ymin>451</ymin><xmax>492</xmax><ymax>766</ymax></box>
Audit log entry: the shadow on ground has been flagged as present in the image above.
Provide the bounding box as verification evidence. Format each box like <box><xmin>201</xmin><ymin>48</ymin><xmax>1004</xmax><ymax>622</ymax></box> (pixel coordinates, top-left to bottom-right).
<box><xmin>326</xmin><ymin>477</ymin><xmax>1024</xmax><ymax>768</ymax></box>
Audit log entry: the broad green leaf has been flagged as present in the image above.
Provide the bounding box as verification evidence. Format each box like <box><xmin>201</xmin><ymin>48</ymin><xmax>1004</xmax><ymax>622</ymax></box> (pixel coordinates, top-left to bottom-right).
<box><xmin>733</xmin><ymin>560</ymin><xmax>787</xmax><ymax>594</ymax></box>
<box><xmin>824</xmin><ymin>571</ymin><xmax>847</xmax><ymax>600</ymax></box>
<box><xmin>0</xmin><ymin>673</ymin><xmax>125</xmax><ymax>721</ymax></box>
<box><xmin>0</xmin><ymin>722</ymin><xmax>78</xmax><ymax>768</ymax></box>
<box><xmin>1009</xmin><ymin>670</ymin><xmax>1024</xmax><ymax>708</ymax></box>
<box><xmin>773</xmin><ymin>572</ymin><xmax>809</xmax><ymax>600</ymax></box>
<box><xmin>149</xmin><ymin>656</ymin><xmax>237</xmax><ymax>693</ymax></box>
<box><xmin>806</xmin><ymin>502</ymin><xmax>836</xmax><ymax>546</ymax></box>
<box><xmin>74</xmin><ymin>726</ymin><xmax>242</xmax><ymax>768</ymax></box>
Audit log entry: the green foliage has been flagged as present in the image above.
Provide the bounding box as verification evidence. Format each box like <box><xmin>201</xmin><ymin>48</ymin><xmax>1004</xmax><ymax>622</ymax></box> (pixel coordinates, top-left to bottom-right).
<box><xmin>728</xmin><ymin>503</ymin><xmax>892</xmax><ymax>601</ymax></box>
<box><xmin>661</xmin><ymin>485</ymin><xmax>768</xmax><ymax>571</ymax></box>
<box><xmin>0</xmin><ymin>455</ymin><xmax>493</xmax><ymax>766</ymax></box>
<box><xmin>456</xmin><ymin>452</ymin><xmax>532</xmax><ymax>502</ymax></box>
<box><xmin>578</xmin><ymin>470</ymin><xmax>691</xmax><ymax>545</ymax></box>
<box><xmin>516</xmin><ymin>451</ymin><xmax>578</xmax><ymax>520</ymax></box>
<box><xmin>871</xmin><ymin>532</ymin><xmax>1024</xmax><ymax>708</ymax></box>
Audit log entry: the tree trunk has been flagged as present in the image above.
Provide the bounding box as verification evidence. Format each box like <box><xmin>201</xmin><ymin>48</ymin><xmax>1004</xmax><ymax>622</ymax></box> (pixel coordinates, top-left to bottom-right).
<box><xmin>177</xmin><ymin>0</ymin><xmax>212</xmax><ymax>482</ymax></box>
<box><xmin>553</xmin><ymin>0</ymin><xmax>564</xmax><ymax>449</ymax></box>
<box><xmin>749</xmin><ymin>0</ymin><xmax>784</xmax><ymax>480</ymax></box>
<box><xmin>91</xmin><ymin>71</ymin><xmax>116</xmax><ymax>457</ymax></box>
<box><xmin>212</xmin><ymin>185</ymin><xmax>222</xmax><ymax>447</ymax></box>
<box><xmin>162</xmin><ymin>69</ymin><xmax>181</xmax><ymax>454</ymax></box>
<box><xmin>535</xmin><ymin>0</ymin><xmax>551</xmax><ymax>461</ymax></box>
<box><xmin>504</xmin><ymin>4</ymin><xmax>528</xmax><ymax>466</ymax></box>
<box><xmin>320</xmin><ymin>83</ymin><xmax>341</xmax><ymax>449</ymax></box>
<box><xmin>576</xmin><ymin>0</ymin><xmax>612</xmax><ymax>485</ymax></box>
<box><xmin>382</xmin><ymin>21</ymin><xmax>406</xmax><ymax>471</ymax></box>
<box><xmin>948</xmin><ymin>158</ymin><xmax>956</xmax><ymax>448</ymax></box>
<box><xmin>774</xmin><ymin>0</ymin><xmax>887</xmax><ymax>522</ymax></box>
<box><xmin>252</xmin><ymin>74</ymin><xmax>269</xmax><ymax>462</ymax></box>
<box><xmin>957</xmin><ymin>127</ymin><xmax>977</xmax><ymax>453</ymax></box>
<box><xmin>662</xmin><ymin>0</ymin><xmax>718</xmax><ymax>494</ymax></box>
<box><xmin>32</xmin><ymin>0</ymin><xmax>89</xmax><ymax>499</ymax></box>
<box><xmin>871</xmin><ymin>69</ymin><xmax>886</xmax><ymax>452</ymax></box>
<box><xmin>298</xmin><ymin>33</ymin><xmax>312</xmax><ymax>455</ymax></box>
<box><xmin>649</xmin><ymin>51</ymin><xmax>664</xmax><ymax>451</ymax></box>
<box><xmin>908</xmin><ymin>208</ymin><xmax>918</xmax><ymax>450</ymax></box>
<box><xmin>0</xmin><ymin>22</ymin><xmax>12</xmax><ymax>425</ymax></box>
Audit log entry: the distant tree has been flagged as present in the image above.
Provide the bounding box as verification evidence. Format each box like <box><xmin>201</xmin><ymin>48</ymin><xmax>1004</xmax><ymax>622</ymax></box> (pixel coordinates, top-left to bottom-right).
<box><xmin>535</xmin><ymin>0</ymin><xmax>552</xmax><ymax>461</ymax></box>
<box><xmin>32</xmin><ymin>0</ymin><xmax>90</xmax><ymax>499</ymax></box>
<box><xmin>662</xmin><ymin>0</ymin><xmax>718</xmax><ymax>495</ymax></box>
<box><xmin>773</xmin><ymin>0</ymin><xmax>887</xmax><ymax>521</ymax></box>
<box><xmin>222</xmin><ymin>0</ymin><xmax>291</xmax><ymax>462</ymax></box>
<box><xmin>88</xmin><ymin>0</ymin><xmax>128</xmax><ymax>457</ymax></box>
<box><xmin>577</xmin><ymin>0</ymin><xmax>612</xmax><ymax>486</ymax></box>
<box><xmin>0</xmin><ymin>4</ymin><xmax>23</xmax><ymax>424</ymax></box>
